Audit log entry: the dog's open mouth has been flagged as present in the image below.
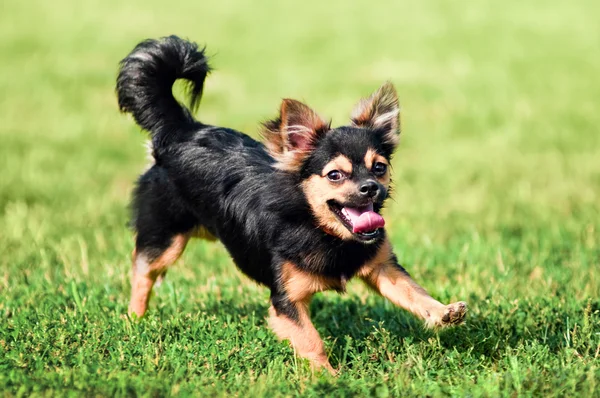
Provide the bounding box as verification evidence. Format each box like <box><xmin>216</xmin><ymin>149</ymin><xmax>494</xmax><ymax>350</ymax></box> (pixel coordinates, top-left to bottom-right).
<box><xmin>328</xmin><ymin>201</ymin><xmax>385</xmax><ymax>241</ymax></box>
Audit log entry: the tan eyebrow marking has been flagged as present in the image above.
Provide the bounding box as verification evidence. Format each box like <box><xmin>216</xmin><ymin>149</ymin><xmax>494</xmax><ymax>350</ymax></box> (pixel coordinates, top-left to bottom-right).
<box><xmin>322</xmin><ymin>155</ymin><xmax>353</xmax><ymax>176</ymax></box>
<box><xmin>364</xmin><ymin>148</ymin><xmax>388</xmax><ymax>170</ymax></box>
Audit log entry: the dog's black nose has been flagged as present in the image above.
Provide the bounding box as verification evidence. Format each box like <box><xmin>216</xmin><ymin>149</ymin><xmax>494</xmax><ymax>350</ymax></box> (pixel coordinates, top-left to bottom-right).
<box><xmin>359</xmin><ymin>180</ymin><xmax>379</xmax><ymax>198</ymax></box>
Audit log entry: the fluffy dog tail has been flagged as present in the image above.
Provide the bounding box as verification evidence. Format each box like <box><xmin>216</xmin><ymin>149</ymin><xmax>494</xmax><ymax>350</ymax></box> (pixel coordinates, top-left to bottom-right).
<box><xmin>116</xmin><ymin>36</ymin><xmax>210</xmax><ymax>148</ymax></box>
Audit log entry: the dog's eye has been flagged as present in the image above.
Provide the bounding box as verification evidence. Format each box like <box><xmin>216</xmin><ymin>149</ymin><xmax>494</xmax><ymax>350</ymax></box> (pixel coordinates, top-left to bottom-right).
<box><xmin>327</xmin><ymin>170</ymin><xmax>344</xmax><ymax>182</ymax></box>
<box><xmin>373</xmin><ymin>162</ymin><xmax>387</xmax><ymax>176</ymax></box>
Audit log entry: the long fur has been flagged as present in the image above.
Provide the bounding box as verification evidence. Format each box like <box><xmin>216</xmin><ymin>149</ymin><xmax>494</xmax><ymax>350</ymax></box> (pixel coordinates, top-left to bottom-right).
<box><xmin>117</xmin><ymin>35</ymin><xmax>399</xmax><ymax>325</ymax></box>
<box><xmin>117</xmin><ymin>36</ymin><xmax>467</xmax><ymax>372</ymax></box>
<box><xmin>116</xmin><ymin>35</ymin><xmax>210</xmax><ymax>149</ymax></box>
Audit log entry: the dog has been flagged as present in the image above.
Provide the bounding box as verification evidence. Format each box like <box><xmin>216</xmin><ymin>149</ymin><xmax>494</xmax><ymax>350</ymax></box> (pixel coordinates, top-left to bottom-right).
<box><xmin>116</xmin><ymin>36</ymin><xmax>467</xmax><ymax>373</ymax></box>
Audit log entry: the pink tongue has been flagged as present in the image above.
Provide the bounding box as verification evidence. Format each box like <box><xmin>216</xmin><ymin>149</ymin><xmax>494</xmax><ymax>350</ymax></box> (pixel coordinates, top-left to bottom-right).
<box><xmin>343</xmin><ymin>204</ymin><xmax>385</xmax><ymax>233</ymax></box>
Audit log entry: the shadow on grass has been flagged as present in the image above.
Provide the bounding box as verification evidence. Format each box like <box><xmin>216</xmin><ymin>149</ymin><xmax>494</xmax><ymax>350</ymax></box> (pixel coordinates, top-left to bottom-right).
<box><xmin>164</xmin><ymin>292</ymin><xmax>597</xmax><ymax>369</ymax></box>
<box><xmin>311</xmin><ymin>294</ymin><xmax>597</xmax><ymax>365</ymax></box>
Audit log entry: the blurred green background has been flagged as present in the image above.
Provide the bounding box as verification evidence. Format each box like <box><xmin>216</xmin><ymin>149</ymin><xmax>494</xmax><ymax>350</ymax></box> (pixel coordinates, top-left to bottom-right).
<box><xmin>1</xmin><ymin>0</ymin><xmax>598</xmax><ymax>396</ymax></box>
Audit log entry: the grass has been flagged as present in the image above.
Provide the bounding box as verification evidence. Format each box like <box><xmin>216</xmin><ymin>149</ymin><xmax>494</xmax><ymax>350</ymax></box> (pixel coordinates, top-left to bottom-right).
<box><xmin>1</xmin><ymin>0</ymin><xmax>599</xmax><ymax>396</ymax></box>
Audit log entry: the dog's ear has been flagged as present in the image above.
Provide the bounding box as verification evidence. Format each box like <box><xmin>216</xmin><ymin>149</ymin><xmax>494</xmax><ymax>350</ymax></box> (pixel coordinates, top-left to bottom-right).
<box><xmin>262</xmin><ymin>99</ymin><xmax>330</xmax><ymax>171</ymax></box>
<box><xmin>351</xmin><ymin>82</ymin><xmax>400</xmax><ymax>148</ymax></box>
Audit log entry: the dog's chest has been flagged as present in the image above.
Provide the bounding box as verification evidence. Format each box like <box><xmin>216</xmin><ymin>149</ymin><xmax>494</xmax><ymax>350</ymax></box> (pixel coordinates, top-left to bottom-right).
<box><xmin>297</xmin><ymin>239</ymin><xmax>382</xmax><ymax>281</ymax></box>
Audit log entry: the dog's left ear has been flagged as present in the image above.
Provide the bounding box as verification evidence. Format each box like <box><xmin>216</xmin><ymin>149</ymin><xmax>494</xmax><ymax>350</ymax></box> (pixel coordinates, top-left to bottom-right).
<box><xmin>263</xmin><ymin>99</ymin><xmax>330</xmax><ymax>171</ymax></box>
<box><xmin>351</xmin><ymin>82</ymin><xmax>400</xmax><ymax>148</ymax></box>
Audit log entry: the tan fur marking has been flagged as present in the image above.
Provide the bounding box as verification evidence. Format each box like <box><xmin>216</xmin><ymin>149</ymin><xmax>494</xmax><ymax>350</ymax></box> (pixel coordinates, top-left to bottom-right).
<box><xmin>128</xmin><ymin>273</ymin><xmax>156</xmax><ymax>319</ymax></box>
<box><xmin>281</xmin><ymin>262</ymin><xmax>344</xmax><ymax>302</ymax></box>
<box><xmin>356</xmin><ymin>239</ymin><xmax>394</xmax><ymax>279</ymax></box>
<box><xmin>128</xmin><ymin>234</ymin><xmax>190</xmax><ymax>317</ymax></box>
<box><xmin>364</xmin><ymin>149</ymin><xmax>391</xmax><ymax>188</ymax></box>
<box><xmin>364</xmin><ymin>148</ymin><xmax>376</xmax><ymax>171</ymax></box>
<box><xmin>301</xmin><ymin>175</ymin><xmax>358</xmax><ymax>240</ymax></box>
<box><xmin>364</xmin><ymin>148</ymin><xmax>388</xmax><ymax>170</ymax></box>
<box><xmin>358</xmin><ymin>238</ymin><xmax>464</xmax><ymax>328</ymax></box>
<box><xmin>268</xmin><ymin>302</ymin><xmax>335</xmax><ymax>373</ymax></box>
<box><xmin>322</xmin><ymin>155</ymin><xmax>353</xmax><ymax>176</ymax></box>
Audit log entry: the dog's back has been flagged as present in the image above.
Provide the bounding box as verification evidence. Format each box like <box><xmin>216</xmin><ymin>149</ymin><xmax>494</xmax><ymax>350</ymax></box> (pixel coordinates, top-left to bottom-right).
<box><xmin>117</xmin><ymin>37</ymin><xmax>289</xmax><ymax>295</ymax></box>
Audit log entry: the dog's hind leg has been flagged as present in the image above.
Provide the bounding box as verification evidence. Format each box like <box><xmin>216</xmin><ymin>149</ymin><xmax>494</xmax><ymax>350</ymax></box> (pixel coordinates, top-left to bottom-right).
<box><xmin>128</xmin><ymin>166</ymin><xmax>197</xmax><ymax>318</ymax></box>
<box><xmin>129</xmin><ymin>233</ymin><xmax>190</xmax><ymax>318</ymax></box>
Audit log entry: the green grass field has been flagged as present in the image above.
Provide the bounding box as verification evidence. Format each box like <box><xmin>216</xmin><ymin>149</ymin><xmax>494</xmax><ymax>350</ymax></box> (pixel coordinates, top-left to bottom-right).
<box><xmin>1</xmin><ymin>0</ymin><xmax>599</xmax><ymax>396</ymax></box>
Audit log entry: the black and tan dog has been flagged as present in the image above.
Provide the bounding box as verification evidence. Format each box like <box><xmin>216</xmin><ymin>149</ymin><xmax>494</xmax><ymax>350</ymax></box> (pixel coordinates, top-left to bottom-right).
<box><xmin>116</xmin><ymin>36</ymin><xmax>467</xmax><ymax>373</ymax></box>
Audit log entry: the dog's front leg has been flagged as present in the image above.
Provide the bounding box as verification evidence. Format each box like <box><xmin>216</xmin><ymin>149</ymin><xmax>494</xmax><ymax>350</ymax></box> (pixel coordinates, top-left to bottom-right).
<box><xmin>358</xmin><ymin>240</ymin><xmax>467</xmax><ymax>328</ymax></box>
<box><xmin>268</xmin><ymin>295</ymin><xmax>335</xmax><ymax>374</ymax></box>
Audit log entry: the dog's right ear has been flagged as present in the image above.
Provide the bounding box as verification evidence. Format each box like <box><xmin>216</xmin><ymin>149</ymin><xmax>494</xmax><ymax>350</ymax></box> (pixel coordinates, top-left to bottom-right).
<box><xmin>262</xmin><ymin>99</ymin><xmax>330</xmax><ymax>171</ymax></box>
<box><xmin>351</xmin><ymin>82</ymin><xmax>400</xmax><ymax>149</ymax></box>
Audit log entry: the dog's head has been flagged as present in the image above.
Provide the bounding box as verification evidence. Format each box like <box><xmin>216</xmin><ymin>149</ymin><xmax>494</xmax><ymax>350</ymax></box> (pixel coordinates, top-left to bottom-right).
<box><xmin>263</xmin><ymin>82</ymin><xmax>400</xmax><ymax>243</ymax></box>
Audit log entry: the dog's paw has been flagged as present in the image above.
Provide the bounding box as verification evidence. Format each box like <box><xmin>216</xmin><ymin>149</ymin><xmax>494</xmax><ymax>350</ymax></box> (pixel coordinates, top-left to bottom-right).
<box><xmin>315</xmin><ymin>362</ymin><xmax>339</xmax><ymax>376</ymax></box>
<box><xmin>441</xmin><ymin>301</ymin><xmax>467</xmax><ymax>325</ymax></box>
<box><xmin>426</xmin><ymin>301</ymin><xmax>467</xmax><ymax>328</ymax></box>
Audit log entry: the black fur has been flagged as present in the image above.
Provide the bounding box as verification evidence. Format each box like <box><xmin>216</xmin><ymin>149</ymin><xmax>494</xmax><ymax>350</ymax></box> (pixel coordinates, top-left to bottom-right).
<box><xmin>117</xmin><ymin>36</ymin><xmax>395</xmax><ymax>320</ymax></box>
<box><xmin>116</xmin><ymin>36</ymin><xmax>210</xmax><ymax>149</ymax></box>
